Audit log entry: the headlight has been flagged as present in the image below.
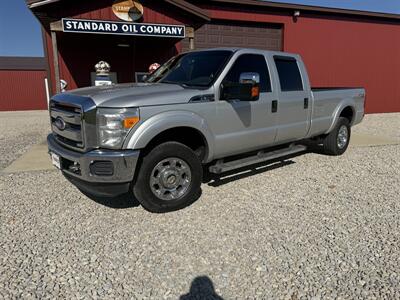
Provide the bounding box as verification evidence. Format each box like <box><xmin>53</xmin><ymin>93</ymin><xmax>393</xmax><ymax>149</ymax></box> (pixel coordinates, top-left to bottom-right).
<box><xmin>97</xmin><ymin>107</ymin><xmax>140</xmax><ymax>149</ymax></box>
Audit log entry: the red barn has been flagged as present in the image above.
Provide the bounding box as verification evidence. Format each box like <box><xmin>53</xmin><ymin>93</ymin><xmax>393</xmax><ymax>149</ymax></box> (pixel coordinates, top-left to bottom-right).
<box><xmin>22</xmin><ymin>0</ymin><xmax>400</xmax><ymax>113</ymax></box>
<box><xmin>0</xmin><ymin>57</ymin><xmax>48</xmax><ymax>111</ymax></box>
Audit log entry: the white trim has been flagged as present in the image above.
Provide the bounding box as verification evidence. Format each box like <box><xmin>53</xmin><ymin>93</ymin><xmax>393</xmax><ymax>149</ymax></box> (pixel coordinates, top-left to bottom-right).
<box><xmin>29</xmin><ymin>0</ymin><xmax>59</xmax><ymax>8</ymax></box>
<box><xmin>44</xmin><ymin>78</ymin><xmax>50</xmax><ymax>109</ymax></box>
<box><xmin>61</xmin><ymin>18</ymin><xmax>186</xmax><ymax>38</ymax></box>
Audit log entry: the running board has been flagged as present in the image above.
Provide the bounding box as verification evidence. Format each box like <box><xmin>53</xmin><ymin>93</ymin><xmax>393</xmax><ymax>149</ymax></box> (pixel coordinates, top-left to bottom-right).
<box><xmin>209</xmin><ymin>145</ymin><xmax>307</xmax><ymax>174</ymax></box>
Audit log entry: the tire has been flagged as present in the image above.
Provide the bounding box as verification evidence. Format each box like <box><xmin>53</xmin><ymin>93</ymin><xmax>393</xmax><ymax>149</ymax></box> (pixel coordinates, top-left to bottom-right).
<box><xmin>323</xmin><ymin>117</ymin><xmax>351</xmax><ymax>156</ymax></box>
<box><xmin>133</xmin><ymin>142</ymin><xmax>203</xmax><ymax>213</ymax></box>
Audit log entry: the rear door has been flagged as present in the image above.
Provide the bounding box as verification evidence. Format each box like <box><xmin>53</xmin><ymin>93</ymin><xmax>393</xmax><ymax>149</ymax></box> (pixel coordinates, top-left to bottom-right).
<box><xmin>272</xmin><ymin>55</ymin><xmax>311</xmax><ymax>142</ymax></box>
<box><xmin>213</xmin><ymin>53</ymin><xmax>278</xmax><ymax>158</ymax></box>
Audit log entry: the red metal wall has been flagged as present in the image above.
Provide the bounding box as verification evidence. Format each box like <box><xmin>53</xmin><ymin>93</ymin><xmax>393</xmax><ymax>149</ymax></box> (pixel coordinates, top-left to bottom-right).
<box><xmin>204</xmin><ymin>5</ymin><xmax>400</xmax><ymax>113</ymax></box>
<box><xmin>42</xmin><ymin>1</ymin><xmax>400</xmax><ymax>113</ymax></box>
<box><xmin>0</xmin><ymin>70</ymin><xmax>47</xmax><ymax>111</ymax></box>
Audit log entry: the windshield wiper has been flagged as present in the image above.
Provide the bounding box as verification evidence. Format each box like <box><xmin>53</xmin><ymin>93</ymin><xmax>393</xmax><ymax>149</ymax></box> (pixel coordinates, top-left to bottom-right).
<box><xmin>162</xmin><ymin>81</ymin><xmax>191</xmax><ymax>88</ymax></box>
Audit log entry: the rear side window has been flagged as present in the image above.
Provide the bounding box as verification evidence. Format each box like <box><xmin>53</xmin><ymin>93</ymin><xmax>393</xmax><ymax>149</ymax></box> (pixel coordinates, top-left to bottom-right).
<box><xmin>223</xmin><ymin>54</ymin><xmax>272</xmax><ymax>92</ymax></box>
<box><xmin>274</xmin><ymin>56</ymin><xmax>304</xmax><ymax>92</ymax></box>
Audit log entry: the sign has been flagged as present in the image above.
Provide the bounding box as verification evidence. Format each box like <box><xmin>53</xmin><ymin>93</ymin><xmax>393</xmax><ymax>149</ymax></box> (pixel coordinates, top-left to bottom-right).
<box><xmin>112</xmin><ymin>0</ymin><xmax>144</xmax><ymax>22</ymax></box>
<box><xmin>62</xmin><ymin>18</ymin><xmax>185</xmax><ymax>38</ymax></box>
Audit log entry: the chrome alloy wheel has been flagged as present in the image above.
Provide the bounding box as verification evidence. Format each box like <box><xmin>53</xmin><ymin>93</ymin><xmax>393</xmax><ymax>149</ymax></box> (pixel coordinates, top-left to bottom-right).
<box><xmin>150</xmin><ymin>157</ymin><xmax>192</xmax><ymax>201</ymax></box>
<box><xmin>337</xmin><ymin>125</ymin><xmax>349</xmax><ymax>149</ymax></box>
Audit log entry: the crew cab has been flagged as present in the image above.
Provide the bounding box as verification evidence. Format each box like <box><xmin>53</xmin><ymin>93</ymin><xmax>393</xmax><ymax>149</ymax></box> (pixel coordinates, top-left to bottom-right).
<box><xmin>48</xmin><ymin>48</ymin><xmax>365</xmax><ymax>212</ymax></box>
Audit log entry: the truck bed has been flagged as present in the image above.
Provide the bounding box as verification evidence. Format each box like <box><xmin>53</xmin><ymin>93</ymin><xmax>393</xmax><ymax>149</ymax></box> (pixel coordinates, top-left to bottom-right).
<box><xmin>308</xmin><ymin>87</ymin><xmax>365</xmax><ymax>138</ymax></box>
<box><xmin>312</xmin><ymin>87</ymin><xmax>364</xmax><ymax>91</ymax></box>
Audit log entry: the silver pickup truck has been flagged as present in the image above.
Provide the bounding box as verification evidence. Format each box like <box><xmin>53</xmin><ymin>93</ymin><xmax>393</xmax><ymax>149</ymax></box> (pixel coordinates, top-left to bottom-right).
<box><xmin>48</xmin><ymin>48</ymin><xmax>365</xmax><ymax>212</ymax></box>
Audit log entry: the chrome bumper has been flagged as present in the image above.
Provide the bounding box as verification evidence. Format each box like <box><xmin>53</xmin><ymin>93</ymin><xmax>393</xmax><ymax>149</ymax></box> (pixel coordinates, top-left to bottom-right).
<box><xmin>47</xmin><ymin>134</ymin><xmax>140</xmax><ymax>184</ymax></box>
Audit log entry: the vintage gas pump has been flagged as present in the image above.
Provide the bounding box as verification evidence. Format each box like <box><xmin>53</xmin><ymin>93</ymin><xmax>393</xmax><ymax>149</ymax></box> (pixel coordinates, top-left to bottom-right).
<box><xmin>94</xmin><ymin>61</ymin><xmax>113</xmax><ymax>86</ymax></box>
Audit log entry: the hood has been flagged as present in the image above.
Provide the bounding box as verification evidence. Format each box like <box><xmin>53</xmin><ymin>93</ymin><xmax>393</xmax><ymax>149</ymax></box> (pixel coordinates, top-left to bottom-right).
<box><xmin>66</xmin><ymin>82</ymin><xmax>205</xmax><ymax>107</ymax></box>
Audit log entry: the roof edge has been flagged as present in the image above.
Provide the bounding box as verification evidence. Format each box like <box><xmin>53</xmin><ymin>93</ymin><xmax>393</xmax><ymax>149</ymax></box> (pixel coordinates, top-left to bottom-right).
<box><xmin>165</xmin><ymin>0</ymin><xmax>210</xmax><ymax>21</ymax></box>
<box><xmin>27</xmin><ymin>0</ymin><xmax>210</xmax><ymax>21</ymax></box>
<box><xmin>27</xmin><ymin>0</ymin><xmax>59</xmax><ymax>8</ymax></box>
<box><xmin>26</xmin><ymin>0</ymin><xmax>400</xmax><ymax>22</ymax></box>
<box><xmin>209</xmin><ymin>0</ymin><xmax>400</xmax><ymax>21</ymax></box>
<box><xmin>0</xmin><ymin>56</ymin><xmax>46</xmax><ymax>70</ymax></box>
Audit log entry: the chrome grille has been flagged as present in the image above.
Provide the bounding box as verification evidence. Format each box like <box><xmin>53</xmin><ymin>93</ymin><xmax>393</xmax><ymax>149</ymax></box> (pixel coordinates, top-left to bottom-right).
<box><xmin>50</xmin><ymin>101</ymin><xmax>84</xmax><ymax>149</ymax></box>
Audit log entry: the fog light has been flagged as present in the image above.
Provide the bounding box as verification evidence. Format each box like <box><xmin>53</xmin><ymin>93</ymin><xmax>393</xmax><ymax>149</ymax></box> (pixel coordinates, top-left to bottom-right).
<box><xmin>90</xmin><ymin>161</ymin><xmax>114</xmax><ymax>176</ymax></box>
<box><xmin>68</xmin><ymin>162</ymin><xmax>81</xmax><ymax>175</ymax></box>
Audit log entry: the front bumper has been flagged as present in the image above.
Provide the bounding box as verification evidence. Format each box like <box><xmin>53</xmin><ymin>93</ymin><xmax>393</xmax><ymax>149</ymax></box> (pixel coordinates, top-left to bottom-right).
<box><xmin>47</xmin><ymin>134</ymin><xmax>140</xmax><ymax>196</ymax></box>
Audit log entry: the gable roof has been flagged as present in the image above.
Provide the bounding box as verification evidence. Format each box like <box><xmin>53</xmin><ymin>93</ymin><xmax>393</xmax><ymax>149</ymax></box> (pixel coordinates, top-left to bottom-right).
<box><xmin>26</xmin><ymin>0</ymin><xmax>210</xmax><ymax>21</ymax></box>
<box><xmin>0</xmin><ymin>57</ymin><xmax>46</xmax><ymax>70</ymax></box>
<box><xmin>26</xmin><ymin>0</ymin><xmax>400</xmax><ymax>22</ymax></box>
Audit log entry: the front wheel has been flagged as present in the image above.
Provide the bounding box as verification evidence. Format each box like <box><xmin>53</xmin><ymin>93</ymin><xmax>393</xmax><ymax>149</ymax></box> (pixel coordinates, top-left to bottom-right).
<box><xmin>323</xmin><ymin>117</ymin><xmax>351</xmax><ymax>156</ymax></box>
<box><xmin>133</xmin><ymin>142</ymin><xmax>203</xmax><ymax>213</ymax></box>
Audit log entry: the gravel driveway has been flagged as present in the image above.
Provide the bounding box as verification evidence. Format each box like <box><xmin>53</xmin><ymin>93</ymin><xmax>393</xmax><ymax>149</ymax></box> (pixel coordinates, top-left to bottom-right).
<box><xmin>0</xmin><ymin>111</ymin><xmax>50</xmax><ymax>170</ymax></box>
<box><xmin>1</xmin><ymin>112</ymin><xmax>399</xmax><ymax>299</ymax></box>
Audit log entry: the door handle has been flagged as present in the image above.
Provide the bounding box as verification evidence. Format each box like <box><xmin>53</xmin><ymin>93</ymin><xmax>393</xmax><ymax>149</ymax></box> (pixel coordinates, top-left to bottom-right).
<box><xmin>304</xmin><ymin>98</ymin><xmax>309</xmax><ymax>109</ymax></box>
<box><xmin>272</xmin><ymin>100</ymin><xmax>278</xmax><ymax>113</ymax></box>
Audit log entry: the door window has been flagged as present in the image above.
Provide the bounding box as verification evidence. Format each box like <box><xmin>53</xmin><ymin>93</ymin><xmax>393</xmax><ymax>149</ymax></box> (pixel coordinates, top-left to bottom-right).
<box><xmin>274</xmin><ymin>56</ymin><xmax>304</xmax><ymax>92</ymax></box>
<box><xmin>222</xmin><ymin>54</ymin><xmax>272</xmax><ymax>92</ymax></box>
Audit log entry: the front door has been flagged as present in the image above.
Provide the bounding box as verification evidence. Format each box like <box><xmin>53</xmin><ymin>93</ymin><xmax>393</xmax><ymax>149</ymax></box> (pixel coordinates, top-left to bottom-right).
<box><xmin>214</xmin><ymin>53</ymin><xmax>277</xmax><ymax>158</ymax></box>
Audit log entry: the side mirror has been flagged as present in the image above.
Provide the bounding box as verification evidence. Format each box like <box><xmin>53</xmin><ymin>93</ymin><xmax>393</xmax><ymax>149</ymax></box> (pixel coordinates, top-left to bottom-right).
<box><xmin>239</xmin><ymin>72</ymin><xmax>260</xmax><ymax>85</ymax></box>
<box><xmin>221</xmin><ymin>72</ymin><xmax>261</xmax><ymax>101</ymax></box>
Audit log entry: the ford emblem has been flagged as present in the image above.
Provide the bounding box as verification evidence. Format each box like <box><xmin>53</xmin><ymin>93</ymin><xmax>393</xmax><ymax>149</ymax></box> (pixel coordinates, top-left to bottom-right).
<box><xmin>54</xmin><ymin>117</ymin><xmax>67</xmax><ymax>131</ymax></box>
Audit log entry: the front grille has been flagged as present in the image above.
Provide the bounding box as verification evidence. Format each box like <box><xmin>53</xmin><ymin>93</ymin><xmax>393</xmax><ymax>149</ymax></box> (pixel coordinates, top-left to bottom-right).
<box><xmin>50</xmin><ymin>101</ymin><xmax>84</xmax><ymax>150</ymax></box>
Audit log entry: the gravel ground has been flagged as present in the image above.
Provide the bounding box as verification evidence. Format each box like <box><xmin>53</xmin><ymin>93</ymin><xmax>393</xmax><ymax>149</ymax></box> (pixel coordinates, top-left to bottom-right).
<box><xmin>352</xmin><ymin>112</ymin><xmax>400</xmax><ymax>141</ymax></box>
<box><xmin>0</xmin><ymin>112</ymin><xmax>400</xmax><ymax>299</ymax></box>
<box><xmin>0</xmin><ymin>111</ymin><xmax>50</xmax><ymax>170</ymax></box>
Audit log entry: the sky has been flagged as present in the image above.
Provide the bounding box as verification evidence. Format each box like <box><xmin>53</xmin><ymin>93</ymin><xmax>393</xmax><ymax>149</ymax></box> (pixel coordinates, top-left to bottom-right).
<box><xmin>0</xmin><ymin>0</ymin><xmax>399</xmax><ymax>57</ymax></box>
<box><xmin>0</xmin><ymin>0</ymin><xmax>44</xmax><ymax>57</ymax></box>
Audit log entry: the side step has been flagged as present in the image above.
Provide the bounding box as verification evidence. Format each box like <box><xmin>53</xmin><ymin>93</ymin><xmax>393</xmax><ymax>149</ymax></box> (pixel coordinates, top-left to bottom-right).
<box><xmin>209</xmin><ymin>144</ymin><xmax>307</xmax><ymax>174</ymax></box>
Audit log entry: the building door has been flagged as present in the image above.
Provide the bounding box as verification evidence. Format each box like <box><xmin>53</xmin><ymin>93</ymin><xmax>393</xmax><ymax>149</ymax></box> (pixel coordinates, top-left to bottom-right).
<box><xmin>182</xmin><ymin>21</ymin><xmax>283</xmax><ymax>52</ymax></box>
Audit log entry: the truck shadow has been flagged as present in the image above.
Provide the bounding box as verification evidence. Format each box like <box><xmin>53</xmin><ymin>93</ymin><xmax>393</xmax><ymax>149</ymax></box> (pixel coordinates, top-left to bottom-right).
<box><xmin>80</xmin><ymin>145</ymin><xmax>322</xmax><ymax>208</ymax></box>
<box><xmin>80</xmin><ymin>190</ymin><xmax>140</xmax><ymax>209</ymax></box>
<box><xmin>304</xmin><ymin>142</ymin><xmax>330</xmax><ymax>156</ymax></box>
<box><xmin>203</xmin><ymin>151</ymin><xmax>309</xmax><ymax>187</ymax></box>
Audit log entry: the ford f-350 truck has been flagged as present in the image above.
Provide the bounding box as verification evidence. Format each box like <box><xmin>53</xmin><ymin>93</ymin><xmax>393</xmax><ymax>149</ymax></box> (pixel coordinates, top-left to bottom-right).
<box><xmin>48</xmin><ymin>48</ymin><xmax>365</xmax><ymax>212</ymax></box>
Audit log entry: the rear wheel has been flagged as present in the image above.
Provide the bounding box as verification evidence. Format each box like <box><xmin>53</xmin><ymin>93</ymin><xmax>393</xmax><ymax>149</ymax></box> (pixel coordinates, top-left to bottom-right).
<box><xmin>323</xmin><ymin>117</ymin><xmax>351</xmax><ymax>155</ymax></box>
<box><xmin>133</xmin><ymin>142</ymin><xmax>203</xmax><ymax>213</ymax></box>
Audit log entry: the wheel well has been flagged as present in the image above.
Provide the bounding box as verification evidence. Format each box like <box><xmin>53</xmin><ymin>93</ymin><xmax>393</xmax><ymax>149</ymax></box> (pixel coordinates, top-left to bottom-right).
<box><xmin>340</xmin><ymin>106</ymin><xmax>354</xmax><ymax>124</ymax></box>
<box><xmin>143</xmin><ymin>127</ymin><xmax>208</xmax><ymax>161</ymax></box>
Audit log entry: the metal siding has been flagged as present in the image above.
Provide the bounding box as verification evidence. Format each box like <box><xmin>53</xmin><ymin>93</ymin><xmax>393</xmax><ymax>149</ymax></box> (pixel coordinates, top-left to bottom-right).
<box><xmin>61</xmin><ymin>0</ymin><xmax>186</xmax><ymax>24</ymax></box>
<box><xmin>182</xmin><ymin>21</ymin><xmax>282</xmax><ymax>51</ymax></box>
<box><xmin>204</xmin><ymin>5</ymin><xmax>400</xmax><ymax>113</ymax></box>
<box><xmin>0</xmin><ymin>70</ymin><xmax>47</xmax><ymax>111</ymax></box>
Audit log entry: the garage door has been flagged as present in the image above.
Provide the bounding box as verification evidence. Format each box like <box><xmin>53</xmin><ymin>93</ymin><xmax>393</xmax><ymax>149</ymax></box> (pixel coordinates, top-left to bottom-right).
<box><xmin>182</xmin><ymin>21</ymin><xmax>283</xmax><ymax>52</ymax></box>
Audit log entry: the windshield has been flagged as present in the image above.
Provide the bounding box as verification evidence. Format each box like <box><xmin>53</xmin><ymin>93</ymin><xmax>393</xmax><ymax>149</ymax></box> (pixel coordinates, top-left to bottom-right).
<box><xmin>146</xmin><ymin>50</ymin><xmax>233</xmax><ymax>87</ymax></box>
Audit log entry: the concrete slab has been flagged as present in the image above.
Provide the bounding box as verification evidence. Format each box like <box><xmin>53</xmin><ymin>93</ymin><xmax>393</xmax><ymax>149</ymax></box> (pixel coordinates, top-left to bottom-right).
<box><xmin>350</xmin><ymin>132</ymin><xmax>399</xmax><ymax>147</ymax></box>
<box><xmin>2</xmin><ymin>141</ymin><xmax>54</xmax><ymax>173</ymax></box>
